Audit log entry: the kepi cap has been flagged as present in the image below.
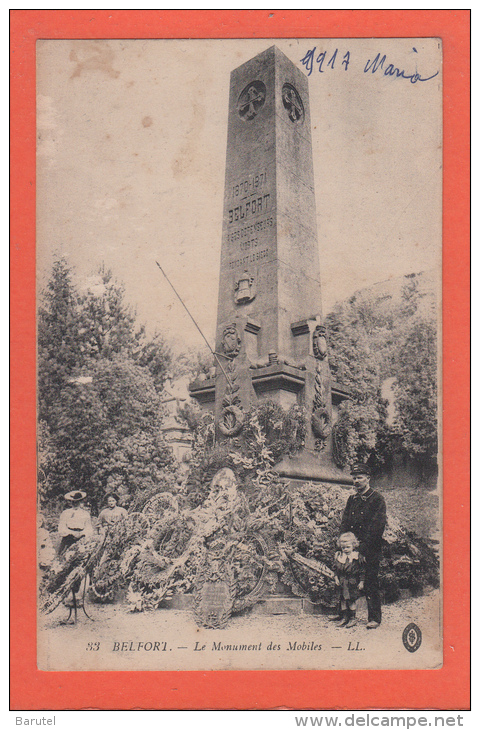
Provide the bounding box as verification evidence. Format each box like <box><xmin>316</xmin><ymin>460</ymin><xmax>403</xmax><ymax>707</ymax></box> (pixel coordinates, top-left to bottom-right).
<box><xmin>350</xmin><ymin>462</ymin><xmax>370</xmax><ymax>476</ymax></box>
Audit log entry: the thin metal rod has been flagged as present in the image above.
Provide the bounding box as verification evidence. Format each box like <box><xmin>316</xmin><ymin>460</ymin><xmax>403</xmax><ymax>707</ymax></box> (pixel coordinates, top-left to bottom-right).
<box><xmin>155</xmin><ymin>261</ymin><xmax>232</xmax><ymax>387</ymax></box>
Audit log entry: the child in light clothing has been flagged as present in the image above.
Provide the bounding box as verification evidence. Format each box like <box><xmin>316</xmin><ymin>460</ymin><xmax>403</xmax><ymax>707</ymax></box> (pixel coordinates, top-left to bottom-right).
<box><xmin>330</xmin><ymin>531</ymin><xmax>365</xmax><ymax>628</ymax></box>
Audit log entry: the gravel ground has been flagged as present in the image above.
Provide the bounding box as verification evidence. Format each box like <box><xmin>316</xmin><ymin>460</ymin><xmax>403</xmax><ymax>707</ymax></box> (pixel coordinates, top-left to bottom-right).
<box><xmin>38</xmin><ymin>590</ymin><xmax>441</xmax><ymax>672</ymax></box>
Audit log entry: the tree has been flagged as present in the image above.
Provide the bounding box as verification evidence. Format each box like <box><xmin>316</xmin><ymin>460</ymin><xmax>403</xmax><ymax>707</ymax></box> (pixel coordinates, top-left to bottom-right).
<box><xmin>325</xmin><ymin>298</ymin><xmax>389</xmax><ymax>468</ymax></box>
<box><xmin>38</xmin><ymin>258</ymin><xmax>83</xmax><ymax>424</ymax></box>
<box><xmin>75</xmin><ymin>267</ymin><xmax>171</xmax><ymax>391</ymax></box>
<box><xmin>393</xmin><ymin>318</ymin><xmax>438</xmax><ymax>469</ymax></box>
<box><xmin>171</xmin><ymin>345</ymin><xmax>215</xmax><ymax>380</ymax></box>
<box><xmin>37</xmin><ymin>259</ymin><xmax>175</xmax><ymax>509</ymax></box>
<box><xmin>324</xmin><ymin>273</ymin><xmax>438</xmax><ymax>477</ymax></box>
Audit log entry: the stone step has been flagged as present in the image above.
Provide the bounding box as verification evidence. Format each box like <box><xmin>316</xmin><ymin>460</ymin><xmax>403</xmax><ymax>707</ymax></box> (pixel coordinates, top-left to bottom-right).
<box><xmin>160</xmin><ymin>594</ymin><xmax>194</xmax><ymax>610</ymax></box>
<box><xmin>250</xmin><ymin>597</ymin><xmax>328</xmax><ymax>616</ymax></box>
<box><xmin>161</xmin><ymin>593</ymin><xmax>320</xmax><ymax>615</ymax></box>
<box><xmin>155</xmin><ymin>589</ymin><xmax>429</xmax><ymax>615</ymax></box>
<box><xmin>161</xmin><ymin>592</ymin><xmax>334</xmax><ymax>616</ymax></box>
<box><xmin>250</xmin><ymin>597</ymin><xmax>303</xmax><ymax>616</ymax></box>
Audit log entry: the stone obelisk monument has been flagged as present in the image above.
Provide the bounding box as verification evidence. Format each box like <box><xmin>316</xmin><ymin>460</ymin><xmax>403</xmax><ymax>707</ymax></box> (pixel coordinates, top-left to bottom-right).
<box><xmin>190</xmin><ymin>46</ymin><xmax>350</xmax><ymax>484</ymax></box>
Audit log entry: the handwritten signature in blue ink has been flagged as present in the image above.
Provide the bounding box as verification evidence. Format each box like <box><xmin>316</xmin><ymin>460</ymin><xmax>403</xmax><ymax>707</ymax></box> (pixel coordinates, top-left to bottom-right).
<box><xmin>364</xmin><ymin>52</ymin><xmax>439</xmax><ymax>84</ymax></box>
<box><xmin>300</xmin><ymin>47</ymin><xmax>439</xmax><ymax>85</ymax></box>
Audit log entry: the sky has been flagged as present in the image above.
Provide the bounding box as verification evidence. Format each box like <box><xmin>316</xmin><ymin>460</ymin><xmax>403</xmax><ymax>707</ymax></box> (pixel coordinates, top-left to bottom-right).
<box><xmin>37</xmin><ymin>38</ymin><xmax>442</xmax><ymax>353</ymax></box>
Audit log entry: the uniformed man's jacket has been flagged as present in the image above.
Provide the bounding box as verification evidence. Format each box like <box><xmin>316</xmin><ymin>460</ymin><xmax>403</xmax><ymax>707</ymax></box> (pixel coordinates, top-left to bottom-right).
<box><xmin>340</xmin><ymin>488</ymin><xmax>386</xmax><ymax>554</ymax></box>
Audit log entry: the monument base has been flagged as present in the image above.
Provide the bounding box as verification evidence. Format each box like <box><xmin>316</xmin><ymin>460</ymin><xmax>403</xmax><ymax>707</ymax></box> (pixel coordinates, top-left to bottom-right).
<box><xmin>160</xmin><ymin>594</ymin><xmax>329</xmax><ymax>617</ymax></box>
<box><xmin>274</xmin><ymin>449</ymin><xmax>353</xmax><ymax>486</ymax></box>
<box><xmin>250</xmin><ymin>596</ymin><xmax>327</xmax><ymax>616</ymax></box>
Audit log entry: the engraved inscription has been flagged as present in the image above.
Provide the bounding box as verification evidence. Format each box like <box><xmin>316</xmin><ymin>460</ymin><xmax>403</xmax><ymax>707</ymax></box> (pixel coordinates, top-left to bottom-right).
<box><xmin>226</xmin><ymin>217</ymin><xmax>274</xmax><ymax>243</ymax></box>
<box><xmin>228</xmin><ymin>194</ymin><xmax>271</xmax><ymax>224</ymax></box>
<box><xmin>231</xmin><ymin>172</ymin><xmax>267</xmax><ymax>200</ymax></box>
<box><xmin>239</xmin><ymin>238</ymin><xmax>259</xmax><ymax>251</ymax></box>
<box><xmin>228</xmin><ymin>249</ymin><xmax>269</xmax><ymax>270</ymax></box>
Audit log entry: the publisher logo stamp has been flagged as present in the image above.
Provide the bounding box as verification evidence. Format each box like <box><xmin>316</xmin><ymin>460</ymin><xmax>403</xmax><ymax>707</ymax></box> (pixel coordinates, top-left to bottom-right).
<box><xmin>402</xmin><ymin>623</ymin><xmax>422</xmax><ymax>653</ymax></box>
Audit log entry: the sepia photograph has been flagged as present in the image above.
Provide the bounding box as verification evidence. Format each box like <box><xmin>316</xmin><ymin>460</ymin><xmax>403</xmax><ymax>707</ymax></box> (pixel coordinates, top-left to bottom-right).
<box><xmin>35</xmin><ymin>37</ymin><xmax>443</xmax><ymax>672</ymax></box>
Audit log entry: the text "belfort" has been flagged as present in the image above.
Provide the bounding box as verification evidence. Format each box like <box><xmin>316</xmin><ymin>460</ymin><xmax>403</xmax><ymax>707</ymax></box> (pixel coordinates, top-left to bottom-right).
<box><xmin>228</xmin><ymin>194</ymin><xmax>271</xmax><ymax>223</ymax></box>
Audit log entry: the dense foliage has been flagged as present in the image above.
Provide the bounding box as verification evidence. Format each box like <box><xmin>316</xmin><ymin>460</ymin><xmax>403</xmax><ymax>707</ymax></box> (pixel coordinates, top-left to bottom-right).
<box><xmin>41</xmin><ymin>406</ymin><xmax>437</xmax><ymax>618</ymax></box>
<box><xmin>39</xmin><ymin>409</ymin><xmax>439</xmax><ymax>617</ymax></box>
<box><xmin>325</xmin><ymin>273</ymin><xmax>438</xmax><ymax>477</ymax></box>
<box><xmin>38</xmin><ymin>258</ymin><xmax>175</xmax><ymax>510</ymax></box>
<box><xmin>183</xmin><ymin>402</ymin><xmax>306</xmax><ymax>507</ymax></box>
<box><xmin>394</xmin><ymin>319</ymin><xmax>437</xmax><ymax>466</ymax></box>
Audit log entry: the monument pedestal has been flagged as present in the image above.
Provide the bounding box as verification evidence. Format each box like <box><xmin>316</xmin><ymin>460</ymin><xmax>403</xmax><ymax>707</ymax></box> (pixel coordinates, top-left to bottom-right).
<box><xmin>275</xmin><ymin>450</ymin><xmax>353</xmax><ymax>486</ymax></box>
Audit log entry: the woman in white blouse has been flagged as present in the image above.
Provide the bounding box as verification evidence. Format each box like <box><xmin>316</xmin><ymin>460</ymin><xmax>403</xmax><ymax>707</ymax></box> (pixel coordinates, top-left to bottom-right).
<box><xmin>57</xmin><ymin>490</ymin><xmax>94</xmax><ymax>555</ymax></box>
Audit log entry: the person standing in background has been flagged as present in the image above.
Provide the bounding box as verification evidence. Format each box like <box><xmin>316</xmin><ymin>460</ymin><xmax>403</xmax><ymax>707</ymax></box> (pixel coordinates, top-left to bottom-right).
<box><xmin>57</xmin><ymin>490</ymin><xmax>94</xmax><ymax>555</ymax></box>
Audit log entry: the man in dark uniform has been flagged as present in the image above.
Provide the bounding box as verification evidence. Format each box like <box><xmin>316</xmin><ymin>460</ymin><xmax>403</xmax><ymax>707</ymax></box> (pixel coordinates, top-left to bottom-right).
<box><xmin>340</xmin><ymin>463</ymin><xmax>387</xmax><ymax>629</ymax></box>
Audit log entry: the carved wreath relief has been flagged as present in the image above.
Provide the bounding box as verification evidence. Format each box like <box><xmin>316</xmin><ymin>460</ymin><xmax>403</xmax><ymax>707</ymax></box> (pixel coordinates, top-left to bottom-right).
<box><xmin>282</xmin><ymin>83</ymin><xmax>304</xmax><ymax>123</ymax></box>
<box><xmin>219</xmin><ymin>324</ymin><xmax>244</xmax><ymax>437</ymax></box>
<box><xmin>311</xmin><ymin>326</ymin><xmax>331</xmax><ymax>449</ymax></box>
<box><xmin>237</xmin><ymin>81</ymin><xmax>266</xmax><ymax>121</ymax></box>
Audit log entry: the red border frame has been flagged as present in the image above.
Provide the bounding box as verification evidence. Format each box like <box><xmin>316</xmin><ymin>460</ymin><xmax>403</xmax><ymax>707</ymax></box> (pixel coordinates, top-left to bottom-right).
<box><xmin>10</xmin><ymin>10</ymin><xmax>470</xmax><ymax>710</ymax></box>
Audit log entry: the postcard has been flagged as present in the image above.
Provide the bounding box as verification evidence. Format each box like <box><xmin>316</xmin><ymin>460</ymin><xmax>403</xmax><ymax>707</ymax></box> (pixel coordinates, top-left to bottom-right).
<box><xmin>10</xmin><ymin>10</ymin><xmax>470</xmax><ymax>711</ymax></box>
<box><xmin>35</xmin><ymin>36</ymin><xmax>442</xmax><ymax>672</ymax></box>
